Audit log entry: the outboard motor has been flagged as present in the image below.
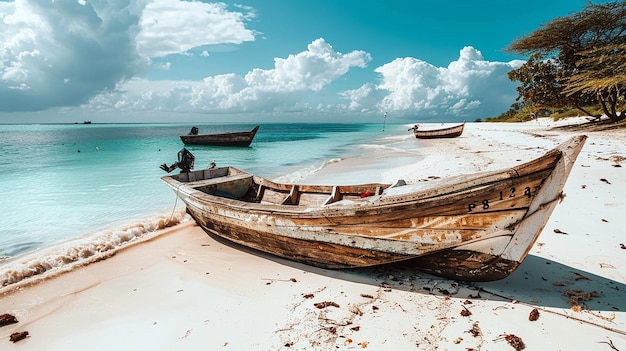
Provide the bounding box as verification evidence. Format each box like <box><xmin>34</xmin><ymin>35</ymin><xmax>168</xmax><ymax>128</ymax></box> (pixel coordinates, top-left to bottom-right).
<box><xmin>188</xmin><ymin>126</ymin><xmax>199</xmax><ymax>135</ymax></box>
<box><xmin>177</xmin><ymin>148</ymin><xmax>195</xmax><ymax>172</ymax></box>
<box><xmin>160</xmin><ymin>148</ymin><xmax>195</xmax><ymax>173</ymax></box>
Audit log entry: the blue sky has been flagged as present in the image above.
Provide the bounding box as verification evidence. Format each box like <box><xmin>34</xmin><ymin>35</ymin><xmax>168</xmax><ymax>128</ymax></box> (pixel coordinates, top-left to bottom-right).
<box><xmin>0</xmin><ymin>0</ymin><xmax>608</xmax><ymax>124</ymax></box>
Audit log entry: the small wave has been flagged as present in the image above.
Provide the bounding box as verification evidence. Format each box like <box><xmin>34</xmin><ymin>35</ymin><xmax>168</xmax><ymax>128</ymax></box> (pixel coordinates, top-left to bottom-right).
<box><xmin>0</xmin><ymin>209</ymin><xmax>191</xmax><ymax>289</ymax></box>
<box><xmin>357</xmin><ymin>143</ymin><xmax>408</xmax><ymax>153</ymax></box>
<box><xmin>326</xmin><ymin>157</ymin><xmax>343</xmax><ymax>165</ymax></box>
<box><xmin>274</xmin><ymin>157</ymin><xmax>344</xmax><ymax>183</ymax></box>
<box><xmin>0</xmin><ymin>241</ymin><xmax>44</xmax><ymax>258</ymax></box>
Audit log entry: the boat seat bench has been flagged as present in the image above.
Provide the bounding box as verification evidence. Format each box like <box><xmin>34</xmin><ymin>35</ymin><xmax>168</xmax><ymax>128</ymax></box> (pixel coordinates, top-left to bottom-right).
<box><xmin>188</xmin><ymin>173</ymin><xmax>253</xmax><ymax>188</ymax></box>
<box><xmin>255</xmin><ymin>181</ymin><xmax>391</xmax><ymax>206</ymax></box>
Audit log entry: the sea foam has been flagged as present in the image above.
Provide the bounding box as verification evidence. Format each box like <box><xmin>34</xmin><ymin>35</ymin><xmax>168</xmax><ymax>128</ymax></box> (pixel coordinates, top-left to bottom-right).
<box><xmin>0</xmin><ymin>209</ymin><xmax>191</xmax><ymax>289</ymax></box>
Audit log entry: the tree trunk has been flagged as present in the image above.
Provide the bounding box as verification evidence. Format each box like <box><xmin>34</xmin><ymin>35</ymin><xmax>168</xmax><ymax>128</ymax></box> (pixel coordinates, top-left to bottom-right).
<box><xmin>574</xmin><ymin>103</ymin><xmax>596</xmax><ymax>118</ymax></box>
<box><xmin>597</xmin><ymin>93</ymin><xmax>624</xmax><ymax>122</ymax></box>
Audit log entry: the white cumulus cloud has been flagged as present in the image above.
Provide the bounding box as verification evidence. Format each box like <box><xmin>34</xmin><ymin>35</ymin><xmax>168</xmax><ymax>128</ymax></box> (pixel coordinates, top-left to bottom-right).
<box><xmin>0</xmin><ymin>1</ymin><xmax>524</xmax><ymax>122</ymax></box>
<box><xmin>342</xmin><ymin>46</ymin><xmax>524</xmax><ymax>119</ymax></box>
<box><xmin>0</xmin><ymin>0</ymin><xmax>149</xmax><ymax>112</ymax></box>
<box><xmin>89</xmin><ymin>38</ymin><xmax>372</xmax><ymax>113</ymax></box>
<box><xmin>136</xmin><ymin>0</ymin><xmax>256</xmax><ymax>58</ymax></box>
<box><xmin>0</xmin><ymin>0</ymin><xmax>256</xmax><ymax>113</ymax></box>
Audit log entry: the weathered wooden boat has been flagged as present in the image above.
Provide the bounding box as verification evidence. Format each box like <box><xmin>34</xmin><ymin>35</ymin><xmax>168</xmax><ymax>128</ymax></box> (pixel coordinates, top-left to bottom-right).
<box><xmin>162</xmin><ymin>135</ymin><xmax>586</xmax><ymax>281</ymax></box>
<box><xmin>180</xmin><ymin>125</ymin><xmax>259</xmax><ymax>146</ymax></box>
<box><xmin>412</xmin><ymin>121</ymin><xmax>465</xmax><ymax>139</ymax></box>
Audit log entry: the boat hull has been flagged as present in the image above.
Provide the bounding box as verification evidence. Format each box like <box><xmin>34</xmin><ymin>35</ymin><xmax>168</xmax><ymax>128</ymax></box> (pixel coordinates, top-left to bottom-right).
<box><xmin>180</xmin><ymin>125</ymin><xmax>259</xmax><ymax>146</ymax></box>
<box><xmin>163</xmin><ymin>135</ymin><xmax>586</xmax><ymax>281</ymax></box>
<box><xmin>414</xmin><ymin>122</ymin><xmax>465</xmax><ymax>139</ymax></box>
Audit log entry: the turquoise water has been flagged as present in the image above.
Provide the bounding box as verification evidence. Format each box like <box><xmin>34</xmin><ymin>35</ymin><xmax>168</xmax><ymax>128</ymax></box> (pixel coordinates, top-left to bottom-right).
<box><xmin>0</xmin><ymin>122</ymin><xmax>408</xmax><ymax>261</ymax></box>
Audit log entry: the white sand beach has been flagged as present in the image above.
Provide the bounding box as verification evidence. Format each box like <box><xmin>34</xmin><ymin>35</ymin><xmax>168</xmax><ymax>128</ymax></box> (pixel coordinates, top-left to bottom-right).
<box><xmin>1</xmin><ymin>119</ymin><xmax>625</xmax><ymax>350</ymax></box>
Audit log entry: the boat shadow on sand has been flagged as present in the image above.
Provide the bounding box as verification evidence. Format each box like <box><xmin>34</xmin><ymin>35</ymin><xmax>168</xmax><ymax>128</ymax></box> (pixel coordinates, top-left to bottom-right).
<box><xmin>329</xmin><ymin>255</ymin><xmax>623</xmax><ymax>313</ymax></box>
<box><xmin>211</xmin><ymin>233</ymin><xmax>624</xmax><ymax>313</ymax></box>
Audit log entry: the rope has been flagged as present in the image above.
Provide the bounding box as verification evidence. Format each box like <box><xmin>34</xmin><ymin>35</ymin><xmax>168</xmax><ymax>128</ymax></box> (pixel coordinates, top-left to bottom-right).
<box><xmin>165</xmin><ymin>183</ymin><xmax>183</xmax><ymax>227</ymax></box>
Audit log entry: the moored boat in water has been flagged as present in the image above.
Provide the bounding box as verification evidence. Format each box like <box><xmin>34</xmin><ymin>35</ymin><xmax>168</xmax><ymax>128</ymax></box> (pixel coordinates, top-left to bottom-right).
<box><xmin>180</xmin><ymin>125</ymin><xmax>259</xmax><ymax>147</ymax></box>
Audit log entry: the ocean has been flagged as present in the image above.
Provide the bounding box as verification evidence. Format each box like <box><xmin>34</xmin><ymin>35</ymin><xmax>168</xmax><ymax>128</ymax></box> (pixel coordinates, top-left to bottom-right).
<box><xmin>0</xmin><ymin>122</ymin><xmax>410</xmax><ymax>286</ymax></box>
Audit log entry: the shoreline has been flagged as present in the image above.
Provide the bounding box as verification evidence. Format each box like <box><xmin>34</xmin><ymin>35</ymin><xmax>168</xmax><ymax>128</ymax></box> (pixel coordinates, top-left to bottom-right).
<box><xmin>1</xmin><ymin>119</ymin><xmax>625</xmax><ymax>350</ymax></box>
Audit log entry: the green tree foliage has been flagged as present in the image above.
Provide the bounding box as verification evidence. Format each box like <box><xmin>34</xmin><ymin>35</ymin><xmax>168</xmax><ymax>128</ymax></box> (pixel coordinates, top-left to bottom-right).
<box><xmin>506</xmin><ymin>1</ymin><xmax>626</xmax><ymax>122</ymax></box>
<box><xmin>565</xmin><ymin>44</ymin><xmax>626</xmax><ymax>118</ymax></box>
<box><xmin>507</xmin><ymin>53</ymin><xmax>576</xmax><ymax>109</ymax></box>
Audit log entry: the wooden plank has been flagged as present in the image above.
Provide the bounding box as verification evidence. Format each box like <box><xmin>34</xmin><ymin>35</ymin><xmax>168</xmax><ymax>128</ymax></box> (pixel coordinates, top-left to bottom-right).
<box><xmin>281</xmin><ymin>185</ymin><xmax>300</xmax><ymax>205</ymax></box>
<box><xmin>188</xmin><ymin>173</ymin><xmax>252</xmax><ymax>189</ymax></box>
<box><xmin>322</xmin><ymin>186</ymin><xmax>341</xmax><ymax>206</ymax></box>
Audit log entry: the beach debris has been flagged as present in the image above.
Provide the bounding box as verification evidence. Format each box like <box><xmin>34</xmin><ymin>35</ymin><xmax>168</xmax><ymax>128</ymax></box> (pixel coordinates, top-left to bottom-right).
<box><xmin>586</xmin><ymin>310</ymin><xmax>617</xmax><ymax>322</ymax></box>
<box><xmin>262</xmin><ymin>277</ymin><xmax>298</xmax><ymax>283</ymax></box>
<box><xmin>460</xmin><ymin>305</ymin><xmax>472</xmax><ymax>317</ymax></box>
<box><xmin>600</xmin><ymin>178</ymin><xmax>611</xmax><ymax>184</ymax></box>
<box><xmin>360</xmin><ymin>294</ymin><xmax>374</xmax><ymax>299</ymax></box>
<box><xmin>350</xmin><ymin>326</ymin><xmax>360</xmax><ymax>331</ymax></box>
<box><xmin>0</xmin><ymin>313</ymin><xmax>18</xmax><ymax>327</ymax></box>
<box><xmin>598</xmin><ymin>338</ymin><xmax>620</xmax><ymax>351</ymax></box>
<box><xmin>10</xmin><ymin>331</ymin><xmax>29</xmax><ymax>343</ymax></box>
<box><xmin>467</xmin><ymin>322</ymin><xmax>482</xmax><ymax>337</ymax></box>
<box><xmin>620</xmin><ymin>244</ymin><xmax>626</xmax><ymax>250</ymax></box>
<box><xmin>314</xmin><ymin>301</ymin><xmax>340</xmax><ymax>309</ymax></box>
<box><xmin>179</xmin><ymin>329</ymin><xmax>192</xmax><ymax>339</ymax></box>
<box><xmin>302</xmin><ymin>293</ymin><xmax>314</xmax><ymax>299</ymax></box>
<box><xmin>528</xmin><ymin>308</ymin><xmax>540</xmax><ymax>321</ymax></box>
<box><xmin>324</xmin><ymin>326</ymin><xmax>337</xmax><ymax>334</ymax></box>
<box><xmin>453</xmin><ymin>337</ymin><xmax>463</xmax><ymax>344</ymax></box>
<box><xmin>349</xmin><ymin>305</ymin><xmax>364</xmax><ymax>316</ymax></box>
<box><xmin>610</xmin><ymin>155</ymin><xmax>626</xmax><ymax>165</ymax></box>
<box><xmin>573</xmin><ymin>272</ymin><xmax>590</xmax><ymax>281</ymax></box>
<box><xmin>564</xmin><ymin>289</ymin><xmax>600</xmax><ymax>310</ymax></box>
<box><xmin>495</xmin><ymin>333</ymin><xmax>526</xmax><ymax>350</ymax></box>
<box><xmin>600</xmin><ymin>263</ymin><xmax>616</xmax><ymax>268</ymax></box>
<box><xmin>602</xmin><ymin>218</ymin><xmax>609</xmax><ymax>222</ymax></box>
<box><xmin>553</xmin><ymin>228</ymin><xmax>568</xmax><ymax>235</ymax></box>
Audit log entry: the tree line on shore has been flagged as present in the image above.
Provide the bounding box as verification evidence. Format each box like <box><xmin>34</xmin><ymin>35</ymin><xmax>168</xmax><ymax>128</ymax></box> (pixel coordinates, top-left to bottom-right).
<box><xmin>490</xmin><ymin>0</ymin><xmax>626</xmax><ymax>123</ymax></box>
